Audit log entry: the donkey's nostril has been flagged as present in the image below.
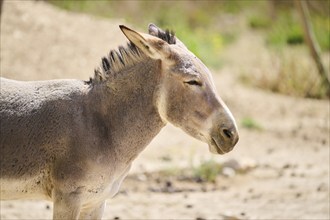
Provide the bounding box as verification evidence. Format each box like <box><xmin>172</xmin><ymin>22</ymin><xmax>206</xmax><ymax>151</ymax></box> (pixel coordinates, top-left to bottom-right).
<box><xmin>219</xmin><ymin>127</ymin><xmax>239</xmax><ymax>150</ymax></box>
<box><xmin>222</xmin><ymin>129</ymin><xmax>233</xmax><ymax>139</ymax></box>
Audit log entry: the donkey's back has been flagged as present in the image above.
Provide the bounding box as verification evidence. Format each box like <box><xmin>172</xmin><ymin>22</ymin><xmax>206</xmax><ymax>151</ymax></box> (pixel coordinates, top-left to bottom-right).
<box><xmin>0</xmin><ymin>77</ymin><xmax>87</xmax><ymax>200</ymax></box>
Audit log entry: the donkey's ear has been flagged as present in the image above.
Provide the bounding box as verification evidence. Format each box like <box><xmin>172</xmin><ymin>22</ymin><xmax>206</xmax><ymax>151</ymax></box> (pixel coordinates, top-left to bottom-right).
<box><xmin>119</xmin><ymin>25</ymin><xmax>163</xmax><ymax>60</ymax></box>
<box><xmin>148</xmin><ymin>23</ymin><xmax>162</xmax><ymax>36</ymax></box>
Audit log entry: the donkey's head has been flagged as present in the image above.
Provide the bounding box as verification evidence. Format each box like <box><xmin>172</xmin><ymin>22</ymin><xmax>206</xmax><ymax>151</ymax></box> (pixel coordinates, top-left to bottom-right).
<box><xmin>120</xmin><ymin>24</ymin><xmax>238</xmax><ymax>154</ymax></box>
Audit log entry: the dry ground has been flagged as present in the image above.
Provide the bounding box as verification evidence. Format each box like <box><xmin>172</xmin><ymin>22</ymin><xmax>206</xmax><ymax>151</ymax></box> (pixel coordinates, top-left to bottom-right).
<box><xmin>1</xmin><ymin>1</ymin><xmax>329</xmax><ymax>219</ymax></box>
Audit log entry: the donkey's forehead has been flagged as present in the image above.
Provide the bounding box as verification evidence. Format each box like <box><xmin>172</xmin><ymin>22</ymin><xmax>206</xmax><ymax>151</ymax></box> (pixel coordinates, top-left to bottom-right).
<box><xmin>170</xmin><ymin>46</ymin><xmax>211</xmax><ymax>77</ymax></box>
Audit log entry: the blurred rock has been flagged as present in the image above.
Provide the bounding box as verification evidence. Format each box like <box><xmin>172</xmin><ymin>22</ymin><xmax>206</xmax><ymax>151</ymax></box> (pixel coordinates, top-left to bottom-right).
<box><xmin>317</xmin><ymin>183</ymin><xmax>328</xmax><ymax>192</ymax></box>
<box><xmin>222</xmin><ymin>167</ymin><xmax>236</xmax><ymax>178</ymax></box>
<box><xmin>222</xmin><ymin>158</ymin><xmax>257</xmax><ymax>174</ymax></box>
<box><xmin>136</xmin><ymin>174</ymin><xmax>147</xmax><ymax>182</ymax></box>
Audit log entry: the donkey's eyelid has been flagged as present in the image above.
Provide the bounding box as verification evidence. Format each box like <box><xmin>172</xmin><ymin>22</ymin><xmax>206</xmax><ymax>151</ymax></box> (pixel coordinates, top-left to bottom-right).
<box><xmin>185</xmin><ymin>80</ymin><xmax>202</xmax><ymax>86</ymax></box>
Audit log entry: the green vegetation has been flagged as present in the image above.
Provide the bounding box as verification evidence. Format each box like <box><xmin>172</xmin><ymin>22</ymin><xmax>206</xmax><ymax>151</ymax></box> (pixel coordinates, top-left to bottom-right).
<box><xmin>156</xmin><ymin>159</ymin><xmax>222</xmax><ymax>183</ymax></box>
<box><xmin>241</xmin><ymin>117</ymin><xmax>263</xmax><ymax>130</ymax></box>
<box><xmin>193</xmin><ymin>159</ymin><xmax>222</xmax><ymax>183</ymax></box>
<box><xmin>249</xmin><ymin>15</ymin><xmax>272</xmax><ymax>29</ymax></box>
<box><xmin>265</xmin><ymin>12</ymin><xmax>329</xmax><ymax>51</ymax></box>
<box><xmin>246</xmin><ymin>2</ymin><xmax>329</xmax><ymax>99</ymax></box>
<box><xmin>266</xmin><ymin>14</ymin><xmax>304</xmax><ymax>47</ymax></box>
<box><xmin>48</xmin><ymin>0</ymin><xmax>329</xmax><ymax>99</ymax></box>
<box><xmin>312</xmin><ymin>16</ymin><xmax>330</xmax><ymax>52</ymax></box>
<box><xmin>247</xmin><ymin>2</ymin><xmax>329</xmax><ymax>51</ymax></box>
<box><xmin>47</xmin><ymin>0</ymin><xmax>246</xmax><ymax>68</ymax></box>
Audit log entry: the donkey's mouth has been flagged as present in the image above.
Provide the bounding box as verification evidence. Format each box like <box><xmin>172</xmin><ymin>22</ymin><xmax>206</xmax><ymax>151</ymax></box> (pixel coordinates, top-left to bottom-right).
<box><xmin>210</xmin><ymin>137</ymin><xmax>225</xmax><ymax>155</ymax></box>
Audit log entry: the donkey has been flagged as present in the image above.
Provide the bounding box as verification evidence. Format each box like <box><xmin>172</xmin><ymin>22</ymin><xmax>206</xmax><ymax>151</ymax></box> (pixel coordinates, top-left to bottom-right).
<box><xmin>0</xmin><ymin>24</ymin><xmax>238</xmax><ymax>219</ymax></box>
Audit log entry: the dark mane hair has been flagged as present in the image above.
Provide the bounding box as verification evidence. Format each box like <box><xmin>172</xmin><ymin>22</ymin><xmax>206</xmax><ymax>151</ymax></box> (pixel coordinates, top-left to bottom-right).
<box><xmin>156</xmin><ymin>29</ymin><xmax>176</xmax><ymax>45</ymax></box>
<box><xmin>86</xmin><ymin>27</ymin><xmax>176</xmax><ymax>85</ymax></box>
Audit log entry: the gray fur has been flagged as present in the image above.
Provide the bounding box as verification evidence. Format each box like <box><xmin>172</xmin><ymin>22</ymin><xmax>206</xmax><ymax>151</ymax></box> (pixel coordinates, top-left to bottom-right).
<box><xmin>0</xmin><ymin>24</ymin><xmax>238</xmax><ymax>219</ymax></box>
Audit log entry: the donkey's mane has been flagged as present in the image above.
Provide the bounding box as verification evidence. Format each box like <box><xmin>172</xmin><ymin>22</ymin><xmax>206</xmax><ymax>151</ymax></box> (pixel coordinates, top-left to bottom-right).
<box><xmin>156</xmin><ymin>29</ymin><xmax>176</xmax><ymax>45</ymax></box>
<box><xmin>87</xmin><ymin>28</ymin><xmax>175</xmax><ymax>85</ymax></box>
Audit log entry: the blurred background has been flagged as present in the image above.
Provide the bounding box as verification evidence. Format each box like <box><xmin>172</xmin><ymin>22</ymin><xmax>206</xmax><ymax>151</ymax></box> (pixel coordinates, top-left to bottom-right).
<box><xmin>48</xmin><ymin>0</ymin><xmax>330</xmax><ymax>98</ymax></box>
<box><xmin>1</xmin><ymin>0</ymin><xmax>329</xmax><ymax>219</ymax></box>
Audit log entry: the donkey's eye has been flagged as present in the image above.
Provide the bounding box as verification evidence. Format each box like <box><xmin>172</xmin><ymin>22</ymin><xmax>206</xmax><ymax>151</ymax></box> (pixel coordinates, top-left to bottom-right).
<box><xmin>185</xmin><ymin>80</ymin><xmax>202</xmax><ymax>87</ymax></box>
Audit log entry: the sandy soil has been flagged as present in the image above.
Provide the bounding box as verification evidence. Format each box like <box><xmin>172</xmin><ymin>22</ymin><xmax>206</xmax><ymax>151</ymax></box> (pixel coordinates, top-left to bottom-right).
<box><xmin>1</xmin><ymin>1</ymin><xmax>329</xmax><ymax>219</ymax></box>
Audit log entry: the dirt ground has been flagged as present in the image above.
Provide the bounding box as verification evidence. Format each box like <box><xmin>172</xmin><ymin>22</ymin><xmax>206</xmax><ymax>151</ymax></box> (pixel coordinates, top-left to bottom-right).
<box><xmin>0</xmin><ymin>1</ymin><xmax>329</xmax><ymax>220</ymax></box>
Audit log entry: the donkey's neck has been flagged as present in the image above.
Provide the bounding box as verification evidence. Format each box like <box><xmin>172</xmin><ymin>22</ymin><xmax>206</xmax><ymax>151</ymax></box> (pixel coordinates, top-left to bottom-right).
<box><xmin>86</xmin><ymin>58</ymin><xmax>165</xmax><ymax>164</ymax></box>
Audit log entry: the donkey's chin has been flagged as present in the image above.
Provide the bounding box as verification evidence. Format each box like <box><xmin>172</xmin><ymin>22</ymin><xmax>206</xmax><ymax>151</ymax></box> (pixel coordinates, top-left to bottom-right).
<box><xmin>198</xmin><ymin>133</ymin><xmax>226</xmax><ymax>155</ymax></box>
<box><xmin>208</xmin><ymin>138</ymin><xmax>225</xmax><ymax>155</ymax></box>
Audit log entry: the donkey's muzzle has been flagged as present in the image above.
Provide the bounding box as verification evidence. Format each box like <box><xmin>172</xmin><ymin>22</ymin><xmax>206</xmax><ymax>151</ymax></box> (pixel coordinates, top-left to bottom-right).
<box><xmin>210</xmin><ymin>125</ymin><xmax>239</xmax><ymax>154</ymax></box>
<box><xmin>220</xmin><ymin>127</ymin><xmax>239</xmax><ymax>149</ymax></box>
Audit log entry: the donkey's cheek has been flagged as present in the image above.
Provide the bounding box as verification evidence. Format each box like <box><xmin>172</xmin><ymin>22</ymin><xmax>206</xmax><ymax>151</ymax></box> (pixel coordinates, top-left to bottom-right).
<box><xmin>194</xmin><ymin>111</ymin><xmax>208</xmax><ymax>121</ymax></box>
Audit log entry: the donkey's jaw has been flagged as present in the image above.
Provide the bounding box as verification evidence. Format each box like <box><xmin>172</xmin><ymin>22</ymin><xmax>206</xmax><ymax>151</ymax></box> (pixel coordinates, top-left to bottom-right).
<box><xmin>209</xmin><ymin>137</ymin><xmax>225</xmax><ymax>155</ymax></box>
<box><xmin>198</xmin><ymin>133</ymin><xmax>225</xmax><ymax>155</ymax></box>
<box><xmin>209</xmin><ymin>135</ymin><xmax>236</xmax><ymax>155</ymax></box>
